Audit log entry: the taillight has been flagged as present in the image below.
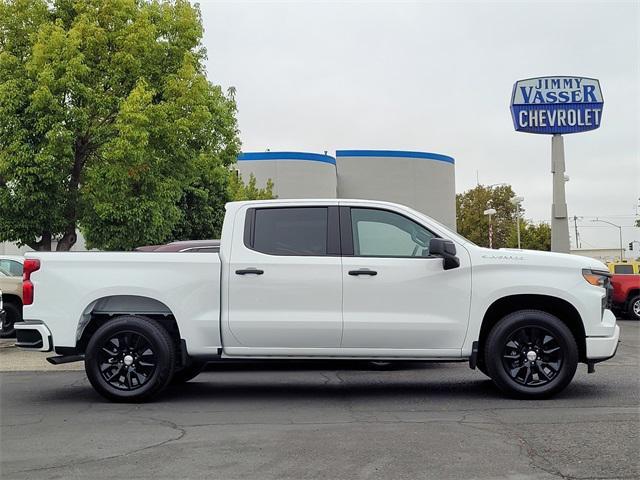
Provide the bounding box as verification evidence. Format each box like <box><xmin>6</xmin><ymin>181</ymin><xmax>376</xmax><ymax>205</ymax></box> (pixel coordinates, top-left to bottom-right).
<box><xmin>23</xmin><ymin>258</ymin><xmax>40</xmax><ymax>306</ymax></box>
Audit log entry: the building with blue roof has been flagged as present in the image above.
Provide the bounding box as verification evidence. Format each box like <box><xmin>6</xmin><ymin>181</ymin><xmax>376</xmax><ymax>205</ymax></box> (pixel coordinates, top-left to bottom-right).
<box><xmin>237</xmin><ymin>149</ymin><xmax>457</xmax><ymax>229</ymax></box>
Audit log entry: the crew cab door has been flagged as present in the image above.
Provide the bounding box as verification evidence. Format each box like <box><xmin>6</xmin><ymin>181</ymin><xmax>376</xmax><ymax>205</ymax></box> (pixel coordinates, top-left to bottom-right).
<box><xmin>340</xmin><ymin>206</ymin><xmax>471</xmax><ymax>352</ymax></box>
<box><xmin>225</xmin><ymin>205</ymin><xmax>343</xmax><ymax>351</ymax></box>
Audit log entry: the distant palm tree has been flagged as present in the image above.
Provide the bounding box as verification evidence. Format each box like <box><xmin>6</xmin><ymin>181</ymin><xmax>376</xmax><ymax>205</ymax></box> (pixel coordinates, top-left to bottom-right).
<box><xmin>227</xmin><ymin>86</ymin><xmax>237</xmax><ymax>101</ymax></box>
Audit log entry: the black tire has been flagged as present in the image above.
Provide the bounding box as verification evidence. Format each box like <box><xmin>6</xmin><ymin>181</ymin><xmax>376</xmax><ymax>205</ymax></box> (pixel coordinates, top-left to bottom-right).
<box><xmin>85</xmin><ymin>315</ymin><xmax>176</xmax><ymax>402</ymax></box>
<box><xmin>484</xmin><ymin>310</ymin><xmax>578</xmax><ymax>399</ymax></box>
<box><xmin>476</xmin><ymin>362</ymin><xmax>490</xmax><ymax>378</ymax></box>
<box><xmin>171</xmin><ymin>360</ymin><xmax>206</xmax><ymax>384</ymax></box>
<box><xmin>627</xmin><ymin>295</ymin><xmax>640</xmax><ymax>321</ymax></box>
<box><xmin>0</xmin><ymin>302</ymin><xmax>22</xmax><ymax>338</ymax></box>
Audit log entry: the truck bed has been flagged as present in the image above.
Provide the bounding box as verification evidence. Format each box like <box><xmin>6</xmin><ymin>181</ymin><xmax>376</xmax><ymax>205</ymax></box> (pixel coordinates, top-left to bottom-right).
<box><xmin>23</xmin><ymin>252</ymin><xmax>222</xmax><ymax>356</ymax></box>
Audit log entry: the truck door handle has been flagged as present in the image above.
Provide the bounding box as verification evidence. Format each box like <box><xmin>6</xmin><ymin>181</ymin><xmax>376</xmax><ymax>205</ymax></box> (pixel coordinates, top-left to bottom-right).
<box><xmin>235</xmin><ymin>268</ymin><xmax>264</xmax><ymax>275</ymax></box>
<box><xmin>348</xmin><ymin>269</ymin><xmax>377</xmax><ymax>276</ymax></box>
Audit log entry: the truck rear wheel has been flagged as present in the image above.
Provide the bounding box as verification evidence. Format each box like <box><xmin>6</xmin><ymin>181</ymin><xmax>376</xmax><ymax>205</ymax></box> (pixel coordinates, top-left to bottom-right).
<box><xmin>85</xmin><ymin>315</ymin><xmax>175</xmax><ymax>402</ymax></box>
<box><xmin>628</xmin><ymin>295</ymin><xmax>640</xmax><ymax>321</ymax></box>
<box><xmin>484</xmin><ymin>310</ymin><xmax>578</xmax><ymax>399</ymax></box>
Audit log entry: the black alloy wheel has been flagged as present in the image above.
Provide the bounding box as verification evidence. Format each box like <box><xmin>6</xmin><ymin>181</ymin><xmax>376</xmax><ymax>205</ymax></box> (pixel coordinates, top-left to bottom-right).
<box><xmin>85</xmin><ymin>315</ymin><xmax>175</xmax><ymax>402</ymax></box>
<box><xmin>98</xmin><ymin>331</ymin><xmax>157</xmax><ymax>391</ymax></box>
<box><xmin>501</xmin><ymin>326</ymin><xmax>563</xmax><ymax>387</ymax></box>
<box><xmin>485</xmin><ymin>310</ymin><xmax>578</xmax><ymax>399</ymax></box>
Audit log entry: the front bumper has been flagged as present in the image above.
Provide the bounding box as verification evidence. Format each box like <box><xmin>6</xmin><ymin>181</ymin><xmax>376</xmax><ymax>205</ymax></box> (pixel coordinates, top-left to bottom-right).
<box><xmin>14</xmin><ymin>321</ymin><xmax>53</xmax><ymax>352</ymax></box>
<box><xmin>586</xmin><ymin>323</ymin><xmax>620</xmax><ymax>360</ymax></box>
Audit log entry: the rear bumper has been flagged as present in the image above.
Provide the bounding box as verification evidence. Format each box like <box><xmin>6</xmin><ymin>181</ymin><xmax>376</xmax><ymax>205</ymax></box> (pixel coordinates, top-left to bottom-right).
<box><xmin>14</xmin><ymin>321</ymin><xmax>52</xmax><ymax>352</ymax></box>
<box><xmin>586</xmin><ymin>324</ymin><xmax>620</xmax><ymax>360</ymax></box>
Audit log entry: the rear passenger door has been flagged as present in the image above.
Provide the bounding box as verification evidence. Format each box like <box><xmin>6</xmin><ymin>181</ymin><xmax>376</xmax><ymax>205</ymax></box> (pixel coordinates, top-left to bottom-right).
<box><xmin>226</xmin><ymin>205</ymin><xmax>343</xmax><ymax>351</ymax></box>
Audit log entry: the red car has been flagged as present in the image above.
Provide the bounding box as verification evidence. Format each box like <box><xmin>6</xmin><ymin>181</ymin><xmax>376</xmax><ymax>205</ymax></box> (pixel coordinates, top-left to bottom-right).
<box><xmin>608</xmin><ymin>262</ymin><xmax>640</xmax><ymax>320</ymax></box>
<box><xmin>135</xmin><ymin>239</ymin><xmax>220</xmax><ymax>253</ymax></box>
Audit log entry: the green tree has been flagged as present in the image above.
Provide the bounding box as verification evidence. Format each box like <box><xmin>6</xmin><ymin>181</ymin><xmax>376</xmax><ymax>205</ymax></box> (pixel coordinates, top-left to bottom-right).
<box><xmin>456</xmin><ymin>185</ymin><xmax>519</xmax><ymax>248</ymax></box>
<box><xmin>0</xmin><ymin>0</ymin><xmax>240</xmax><ymax>251</ymax></box>
<box><xmin>507</xmin><ymin>219</ymin><xmax>551</xmax><ymax>251</ymax></box>
<box><xmin>171</xmin><ymin>169</ymin><xmax>274</xmax><ymax>242</ymax></box>
<box><xmin>228</xmin><ymin>171</ymin><xmax>275</xmax><ymax>202</ymax></box>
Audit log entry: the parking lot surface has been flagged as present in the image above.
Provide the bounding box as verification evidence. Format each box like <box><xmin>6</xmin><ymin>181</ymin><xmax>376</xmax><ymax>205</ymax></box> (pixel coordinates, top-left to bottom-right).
<box><xmin>1</xmin><ymin>320</ymin><xmax>638</xmax><ymax>480</ymax></box>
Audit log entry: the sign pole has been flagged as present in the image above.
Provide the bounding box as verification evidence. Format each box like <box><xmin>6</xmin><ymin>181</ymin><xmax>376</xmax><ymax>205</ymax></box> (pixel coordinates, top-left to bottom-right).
<box><xmin>551</xmin><ymin>134</ymin><xmax>570</xmax><ymax>253</ymax></box>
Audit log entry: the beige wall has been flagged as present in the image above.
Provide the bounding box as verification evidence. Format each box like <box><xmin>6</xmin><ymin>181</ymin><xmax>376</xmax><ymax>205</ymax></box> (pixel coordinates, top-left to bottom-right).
<box><xmin>336</xmin><ymin>153</ymin><xmax>457</xmax><ymax>230</ymax></box>
<box><xmin>237</xmin><ymin>159</ymin><xmax>337</xmax><ymax>199</ymax></box>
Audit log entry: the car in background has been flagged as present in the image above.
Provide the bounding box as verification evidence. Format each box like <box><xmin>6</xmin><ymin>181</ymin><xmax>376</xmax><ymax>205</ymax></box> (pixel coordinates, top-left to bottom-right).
<box><xmin>0</xmin><ymin>255</ymin><xmax>24</xmax><ymax>277</ymax></box>
<box><xmin>0</xmin><ymin>271</ymin><xmax>22</xmax><ymax>337</ymax></box>
<box><xmin>0</xmin><ymin>290</ymin><xmax>5</xmax><ymax>336</ymax></box>
<box><xmin>607</xmin><ymin>261</ymin><xmax>640</xmax><ymax>320</ymax></box>
<box><xmin>135</xmin><ymin>239</ymin><xmax>220</xmax><ymax>253</ymax></box>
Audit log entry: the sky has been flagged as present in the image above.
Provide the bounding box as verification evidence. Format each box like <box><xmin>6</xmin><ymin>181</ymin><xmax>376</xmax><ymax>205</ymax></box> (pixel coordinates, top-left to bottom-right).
<box><xmin>199</xmin><ymin>0</ymin><xmax>639</xmax><ymax>253</ymax></box>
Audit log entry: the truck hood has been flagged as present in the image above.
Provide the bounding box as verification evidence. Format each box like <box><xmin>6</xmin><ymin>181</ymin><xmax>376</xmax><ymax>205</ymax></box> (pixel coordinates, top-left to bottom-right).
<box><xmin>470</xmin><ymin>247</ymin><xmax>607</xmax><ymax>272</ymax></box>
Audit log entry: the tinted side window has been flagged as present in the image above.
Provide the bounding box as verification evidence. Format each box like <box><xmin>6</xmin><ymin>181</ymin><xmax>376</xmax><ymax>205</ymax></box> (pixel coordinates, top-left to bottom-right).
<box><xmin>351</xmin><ymin>208</ymin><xmax>435</xmax><ymax>257</ymax></box>
<box><xmin>252</xmin><ymin>208</ymin><xmax>328</xmax><ymax>256</ymax></box>
<box><xmin>614</xmin><ymin>265</ymin><xmax>634</xmax><ymax>274</ymax></box>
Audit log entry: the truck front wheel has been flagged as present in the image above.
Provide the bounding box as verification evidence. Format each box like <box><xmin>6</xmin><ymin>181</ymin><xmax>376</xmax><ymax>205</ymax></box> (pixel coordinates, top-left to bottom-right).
<box><xmin>484</xmin><ymin>310</ymin><xmax>578</xmax><ymax>399</ymax></box>
<box><xmin>627</xmin><ymin>295</ymin><xmax>640</xmax><ymax>321</ymax></box>
<box><xmin>85</xmin><ymin>315</ymin><xmax>175</xmax><ymax>402</ymax></box>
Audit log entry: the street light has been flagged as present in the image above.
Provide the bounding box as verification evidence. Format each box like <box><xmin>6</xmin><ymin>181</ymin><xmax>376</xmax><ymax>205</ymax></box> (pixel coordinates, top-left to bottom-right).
<box><xmin>510</xmin><ymin>196</ymin><xmax>524</xmax><ymax>249</ymax></box>
<box><xmin>591</xmin><ymin>218</ymin><xmax>624</xmax><ymax>260</ymax></box>
<box><xmin>484</xmin><ymin>208</ymin><xmax>497</xmax><ymax>248</ymax></box>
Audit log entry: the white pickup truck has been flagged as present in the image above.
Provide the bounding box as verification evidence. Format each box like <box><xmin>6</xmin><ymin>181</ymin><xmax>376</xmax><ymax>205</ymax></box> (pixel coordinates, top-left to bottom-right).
<box><xmin>16</xmin><ymin>199</ymin><xmax>619</xmax><ymax>402</ymax></box>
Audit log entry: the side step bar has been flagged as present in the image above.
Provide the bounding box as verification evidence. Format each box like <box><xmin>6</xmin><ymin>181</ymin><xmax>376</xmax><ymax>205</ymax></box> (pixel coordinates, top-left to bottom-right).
<box><xmin>46</xmin><ymin>354</ymin><xmax>85</xmax><ymax>365</ymax></box>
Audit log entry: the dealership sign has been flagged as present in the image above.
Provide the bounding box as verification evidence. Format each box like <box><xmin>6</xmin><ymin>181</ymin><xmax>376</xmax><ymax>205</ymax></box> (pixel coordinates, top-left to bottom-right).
<box><xmin>510</xmin><ymin>76</ymin><xmax>603</xmax><ymax>134</ymax></box>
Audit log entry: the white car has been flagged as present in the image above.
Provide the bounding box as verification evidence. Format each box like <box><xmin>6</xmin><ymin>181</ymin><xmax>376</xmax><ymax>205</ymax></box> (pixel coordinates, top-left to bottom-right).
<box><xmin>15</xmin><ymin>199</ymin><xmax>619</xmax><ymax>402</ymax></box>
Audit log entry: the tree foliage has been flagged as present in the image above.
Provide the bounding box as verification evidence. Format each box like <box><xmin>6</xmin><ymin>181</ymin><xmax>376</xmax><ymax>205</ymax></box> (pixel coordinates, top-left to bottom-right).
<box><xmin>228</xmin><ymin>172</ymin><xmax>274</xmax><ymax>202</ymax></box>
<box><xmin>456</xmin><ymin>184</ymin><xmax>551</xmax><ymax>251</ymax></box>
<box><xmin>0</xmin><ymin>0</ymin><xmax>250</xmax><ymax>251</ymax></box>
<box><xmin>456</xmin><ymin>185</ymin><xmax>518</xmax><ymax>248</ymax></box>
<box><xmin>171</xmin><ymin>169</ymin><xmax>274</xmax><ymax>242</ymax></box>
<box><xmin>507</xmin><ymin>219</ymin><xmax>551</xmax><ymax>251</ymax></box>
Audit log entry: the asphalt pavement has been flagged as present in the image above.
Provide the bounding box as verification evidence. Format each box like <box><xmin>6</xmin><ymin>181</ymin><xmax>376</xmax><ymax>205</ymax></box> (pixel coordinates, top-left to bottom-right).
<box><xmin>1</xmin><ymin>321</ymin><xmax>638</xmax><ymax>480</ymax></box>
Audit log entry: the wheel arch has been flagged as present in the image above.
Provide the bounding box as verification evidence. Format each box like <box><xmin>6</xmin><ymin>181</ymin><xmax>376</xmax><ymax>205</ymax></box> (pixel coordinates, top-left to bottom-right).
<box><xmin>2</xmin><ymin>293</ymin><xmax>22</xmax><ymax>307</ymax></box>
<box><xmin>73</xmin><ymin>295</ymin><xmax>182</xmax><ymax>354</ymax></box>
<box><xmin>477</xmin><ymin>294</ymin><xmax>586</xmax><ymax>364</ymax></box>
<box><xmin>626</xmin><ymin>288</ymin><xmax>640</xmax><ymax>302</ymax></box>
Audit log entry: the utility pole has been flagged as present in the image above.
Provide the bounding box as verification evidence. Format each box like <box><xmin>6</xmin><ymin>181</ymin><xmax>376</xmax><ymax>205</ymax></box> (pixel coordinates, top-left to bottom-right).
<box><xmin>510</xmin><ymin>196</ymin><xmax>524</xmax><ymax>249</ymax></box>
<box><xmin>484</xmin><ymin>208</ymin><xmax>497</xmax><ymax>249</ymax></box>
<box><xmin>573</xmin><ymin>215</ymin><xmax>581</xmax><ymax>249</ymax></box>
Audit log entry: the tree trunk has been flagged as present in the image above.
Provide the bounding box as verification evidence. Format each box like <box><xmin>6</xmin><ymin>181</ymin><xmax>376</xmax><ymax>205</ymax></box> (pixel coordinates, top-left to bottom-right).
<box><xmin>27</xmin><ymin>232</ymin><xmax>52</xmax><ymax>251</ymax></box>
<box><xmin>56</xmin><ymin>137</ymin><xmax>88</xmax><ymax>252</ymax></box>
<box><xmin>56</xmin><ymin>227</ymin><xmax>77</xmax><ymax>251</ymax></box>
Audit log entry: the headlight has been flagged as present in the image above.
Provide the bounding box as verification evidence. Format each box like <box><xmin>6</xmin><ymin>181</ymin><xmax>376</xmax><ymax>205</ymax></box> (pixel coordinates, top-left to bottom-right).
<box><xmin>582</xmin><ymin>269</ymin><xmax>611</xmax><ymax>287</ymax></box>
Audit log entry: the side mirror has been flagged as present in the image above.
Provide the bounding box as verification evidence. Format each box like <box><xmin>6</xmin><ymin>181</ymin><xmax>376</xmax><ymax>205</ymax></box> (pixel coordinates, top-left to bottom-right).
<box><xmin>429</xmin><ymin>238</ymin><xmax>460</xmax><ymax>270</ymax></box>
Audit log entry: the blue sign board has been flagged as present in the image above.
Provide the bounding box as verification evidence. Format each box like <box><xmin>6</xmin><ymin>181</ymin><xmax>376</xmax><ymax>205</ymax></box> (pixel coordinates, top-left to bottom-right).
<box><xmin>510</xmin><ymin>76</ymin><xmax>604</xmax><ymax>134</ymax></box>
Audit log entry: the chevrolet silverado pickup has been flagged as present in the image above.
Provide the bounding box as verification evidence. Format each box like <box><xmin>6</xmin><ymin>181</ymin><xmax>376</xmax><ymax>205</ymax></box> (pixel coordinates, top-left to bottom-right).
<box><xmin>15</xmin><ymin>199</ymin><xmax>620</xmax><ymax>402</ymax></box>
